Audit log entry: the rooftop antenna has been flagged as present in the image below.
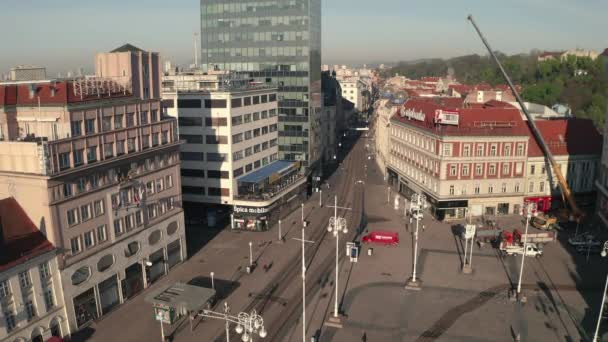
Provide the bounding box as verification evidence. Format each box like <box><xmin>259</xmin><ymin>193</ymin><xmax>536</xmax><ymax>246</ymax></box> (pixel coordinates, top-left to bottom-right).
<box><xmin>193</xmin><ymin>32</ymin><xmax>199</xmax><ymax>69</ymax></box>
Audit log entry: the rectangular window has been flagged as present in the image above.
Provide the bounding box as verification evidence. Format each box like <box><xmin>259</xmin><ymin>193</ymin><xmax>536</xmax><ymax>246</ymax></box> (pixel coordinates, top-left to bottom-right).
<box><xmin>476</xmin><ymin>144</ymin><xmax>484</xmax><ymax>157</ymax></box>
<box><xmin>253</xmin><ymin>112</ymin><xmax>260</xmax><ymax>121</ymax></box>
<box><xmin>182</xmin><ymin>186</ymin><xmax>205</xmax><ymax>195</ymax></box>
<box><xmin>114</xmin><ymin>115</ymin><xmax>123</xmax><ymax>129</ymax></box>
<box><xmin>449</xmin><ymin>185</ymin><xmax>455</xmax><ymax>195</ymax></box>
<box><xmin>253</xmin><ymin>128</ymin><xmax>261</xmax><ymax>137</ymax></box>
<box><xmin>181</xmin><ymin>152</ymin><xmax>204</xmax><ymax>161</ymax></box>
<box><xmin>244</xmin><ymin>131</ymin><xmax>252</xmax><ymax>140</ymax></box>
<box><xmin>231</xmin><ymin>98</ymin><xmax>242</xmax><ymax>108</ymax></box>
<box><xmin>70</xmin><ymin>237</ymin><xmax>81</xmax><ymax>254</ymax></box>
<box><xmin>59</xmin><ymin>152</ymin><xmax>70</xmax><ymax>170</ymax></box>
<box><xmin>125</xmin><ymin>214</ymin><xmax>134</xmax><ymax>231</ymax></box>
<box><xmin>252</xmin><ymin>96</ymin><xmax>260</xmax><ymax>105</ymax></box>
<box><xmin>475</xmin><ymin>164</ymin><xmax>483</xmax><ymax>176</ymax></box>
<box><xmin>0</xmin><ymin>280</ymin><xmax>10</xmax><ymax>299</ymax></box>
<box><xmin>206</xmin><ymin>135</ymin><xmax>228</xmax><ymax>144</ymax></box>
<box><xmin>462</xmin><ymin>165</ymin><xmax>470</xmax><ymax>176</ymax></box>
<box><xmin>25</xmin><ymin>300</ymin><xmax>36</xmax><ymax>321</ymax></box>
<box><xmin>177</xmin><ymin>99</ymin><xmax>202</xmax><ymax>108</ymax></box>
<box><xmin>530</xmin><ymin>165</ymin><xmax>535</xmax><ymax>175</ymax></box>
<box><xmin>515</xmin><ymin>183</ymin><xmax>520</xmax><ymax>192</ymax></box>
<box><xmin>244</xmin><ymin>114</ymin><xmax>252</xmax><ymax>123</ymax></box>
<box><xmin>71</xmin><ymin>120</ymin><xmax>82</xmax><ymax>136</ymax></box>
<box><xmin>140</xmin><ymin>111</ymin><xmax>149</xmax><ymax>125</ymax></box>
<box><xmin>489</xmin><ymin>164</ymin><xmax>496</xmax><ymax>175</ymax></box>
<box><xmin>161</xmin><ymin>131</ymin><xmax>168</xmax><ymax>144</ymax></box>
<box><xmin>116</xmin><ymin>140</ymin><xmax>125</xmax><ymax>155</ymax></box>
<box><xmin>488</xmin><ymin>185</ymin><xmax>494</xmax><ymax>193</ymax></box>
<box><xmin>73</xmin><ymin>149</ymin><xmax>84</xmax><ymax>166</ymax></box>
<box><xmin>136</xmin><ymin>211</ymin><xmax>144</xmax><ymax>226</ymax></box>
<box><xmin>540</xmin><ymin>181</ymin><xmax>545</xmax><ymax>192</ymax></box>
<box><xmin>87</xmin><ymin>146</ymin><xmax>97</xmax><ymax>162</ymax></box>
<box><xmin>207</xmin><ymin>170</ymin><xmax>230</xmax><ymax>179</ymax></box>
<box><xmin>244</xmin><ymin>97</ymin><xmax>252</xmax><ymax>106</ymax></box>
<box><xmin>475</xmin><ymin>184</ymin><xmax>480</xmax><ymax>194</ymax></box>
<box><xmin>450</xmin><ymin>165</ymin><xmax>457</xmax><ymax>176</ymax></box>
<box><xmin>146</xmin><ymin>180</ymin><xmax>155</xmax><ymax>195</ymax></box>
<box><xmin>67</xmin><ymin>208</ymin><xmax>79</xmax><ymax>226</ymax></box>
<box><xmin>165</xmin><ymin>175</ymin><xmax>173</xmax><ymax>188</ymax></box>
<box><xmin>502</xmin><ymin>183</ymin><xmax>507</xmax><ymax>193</ymax></box>
<box><xmin>97</xmin><ymin>225</ymin><xmax>107</xmax><ymax>242</ymax></box>
<box><xmin>254</xmin><ymin>144</ymin><xmax>261</xmax><ymax>153</ymax></box>
<box><xmin>541</xmin><ymin>165</ymin><xmax>546</xmax><ymax>174</ymax></box>
<box><xmin>232</xmin><ymin>133</ymin><xmax>243</xmax><ymax>143</ymax></box>
<box><xmin>19</xmin><ymin>271</ymin><xmax>31</xmax><ymax>289</ymax></box>
<box><xmin>463</xmin><ymin>144</ymin><xmax>470</xmax><ymax>157</ymax></box>
<box><xmin>231</xmin><ymin>115</ymin><xmax>243</xmax><ymax>126</ymax></box>
<box><xmin>84</xmin><ymin>230</ymin><xmax>95</xmax><ymax>249</ymax></box>
<box><xmin>179</xmin><ymin>117</ymin><xmax>203</xmax><ymax>126</ymax></box>
<box><xmin>442</xmin><ymin>143</ymin><xmax>453</xmax><ymax>157</ymax></box>
<box><xmin>529</xmin><ymin>182</ymin><xmax>534</xmax><ymax>192</ymax></box>
<box><xmin>269</xmin><ymin>94</ymin><xmax>277</xmax><ymax>102</ymax></box>
<box><xmin>204</xmin><ymin>99</ymin><xmax>227</xmax><ymax>108</ymax></box>
<box><xmin>114</xmin><ymin>218</ymin><xmax>124</xmax><ymax>236</ymax></box>
<box><xmin>4</xmin><ymin>310</ymin><xmax>16</xmax><ymax>331</ymax></box>
<box><xmin>127</xmin><ymin>138</ymin><xmax>136</xmax><ymax>152</ymax></box>
<box><xmin>104</xmin><ymin>142</ymin><xmax>114</xmax><ymax>158</ymax></box>
<box><xmin>127</xmin><ymin>113</ymin><xmax>135</xmax><ymax>127</ymax></box>
<box><xmin>261</xmin><ymin>111</ymin><xmax>268</xmax><ymax>119</ymax></box>
<box><xmin>43</xmin><ymin>288</ymin><xmax>55</xmax><ymax>311</ymax></box>
<box><xmin>490</xmin><ymin>145</ymin><xmax>497</xmax><ymax>156</ymax></box>
<box><xmin>80</xmin><ymin>204</ymin><xmax>92</xmax><ymax>222</ymax></box>
<box><xmin>39</xmin><ymin>262</ymin><xmax>51</xmax><ymax>281</ymax></box>
<box><xmin>151</xmin><ymin>133</ymin><xmax>159</xmax><ymax>147</ymax></box>
<box><xmin>503</xmin><ymin>163</ymin><xmax>510</xmax><ymax>175</ymax></box>
<box><xmin>504</xmin><ymin>144</ymin><xmax>511</xmax><ymax>156</ymax></box>
<box><xmin>516</xmin><ymin>144</ymin><xmax>524</xmax><ymax>156</ymax></box>
<box><xmin>261</xmin><ymin>94</ymin><xmax>268</xmax><ymax>103</ymax></box>
<box><xmin>205</xmin><ymin>117</ymin><xmax>228</xmax><ymax>126</ymax></box>
<box><xmin>234</xmin><ymin>167</ymin><xmax>244</xmax><ymax>177</ymax></box>
<box><xmin>207</xmin><ymin>153</ymin><xmax>227</xmax><ymax>162</ymax></box>
<box><xmin>142</xmin><ymin>134</ymin><xmax>150</xmax><ymax>149</ymax></box>
<box><xmin>102</xmin><ymin>116</ymin><xmax>112</xmax><ymax>131</ymax></box>
<box><xmin>232</xmin><ymin>150</ymin><xmax>243</xmax><ymax>161</ymax></box>
<box><xmin>180</xmin><ymin>134</ymin><xmax>203</xmax><ymax>144</ymax></box>
<box><xmin>151</xmin><ymin>110</ymin><xmax>158</xmax><ymax>122</ymax></box>
<box><xmin>85</xmin><ymin>119</ymin><xmax>95</xmax><ymax>134</ymax></box>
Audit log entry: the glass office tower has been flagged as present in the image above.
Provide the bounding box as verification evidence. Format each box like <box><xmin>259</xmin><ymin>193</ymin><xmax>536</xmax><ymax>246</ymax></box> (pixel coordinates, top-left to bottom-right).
<box><xmin>200</xmin><ymin>0</ymin><xmax>322</xmax><ymax>170</ymax></box>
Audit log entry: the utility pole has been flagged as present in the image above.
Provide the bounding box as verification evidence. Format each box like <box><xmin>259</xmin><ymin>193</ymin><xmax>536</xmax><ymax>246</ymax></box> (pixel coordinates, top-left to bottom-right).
<box><xmin>326</xmin><ymin>196</ymin><xmax>351</xmax><ymax>326</ymax></box>
<box><xmin>406</xmin><ymin>193</ymin><xmax>426</xmax><ymax>290</ymax></box>
<box><xmin>516</xmin><ymin>202</ymin><xmax>537</xmax><ymax>301</ymax></box>
<box><xmin>593</xmin><ymin>273</ymin><xmax>608</xmax><ymax>342</ymax></box>
<box><xmin>292</xmin><ymin>225</ymin><xmax>314</xmax><ymax>342</ymax></box>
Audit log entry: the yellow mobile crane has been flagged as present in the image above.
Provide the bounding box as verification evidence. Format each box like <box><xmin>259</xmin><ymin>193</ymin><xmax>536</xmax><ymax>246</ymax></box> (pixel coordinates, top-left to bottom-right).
<box><xmin>467</xmin><ymin>15</ymin><xmax>584</xmax><ymax>221</ymax></box>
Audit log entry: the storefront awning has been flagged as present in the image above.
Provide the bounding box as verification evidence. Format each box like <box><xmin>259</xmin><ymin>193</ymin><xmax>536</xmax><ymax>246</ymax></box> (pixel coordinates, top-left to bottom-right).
<box><xmin>237</xmin><ymin>160</ymin><xmax>297</xmax><ymax>185</ymax></box>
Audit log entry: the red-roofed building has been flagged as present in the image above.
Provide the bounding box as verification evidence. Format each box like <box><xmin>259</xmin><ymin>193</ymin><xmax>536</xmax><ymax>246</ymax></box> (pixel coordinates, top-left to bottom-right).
<box><xmin>388</xmin><ymin>99</ymin><xmax>530</xmax><ymax>220</ymax></box>
<box><xmin>524</xmin><ymin>119</ymin><xmax>602</xmax><ymax>213</ymax></box>
<box><xmin>538</xmin><ymin>51</ymin><xmax>564</xmax><ymax>62</ymax></box>
<box><xmin>0</xmin><ymin>197</ymin><xmax>69</xmax><ymax>341</ymax></box>
<box><xmin>386</xmin><ymin>98</ymin><xmax>603</xmax><ymax>219</ymax></box>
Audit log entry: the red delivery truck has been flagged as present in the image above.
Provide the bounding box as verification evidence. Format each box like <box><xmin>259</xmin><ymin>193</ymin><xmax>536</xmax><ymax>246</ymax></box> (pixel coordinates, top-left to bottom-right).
<box><xmin>361</xmin><ymin>231</ymin><xmax>399</xmax><ymax>246</ymax></box>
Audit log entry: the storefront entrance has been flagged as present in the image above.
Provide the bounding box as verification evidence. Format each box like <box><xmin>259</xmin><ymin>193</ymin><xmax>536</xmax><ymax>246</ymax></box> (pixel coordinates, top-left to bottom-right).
<box><xmin>497</xmin><ymin>203</ymin><xmax>510</xmax><ymax>215</ymax></box>
<box><xmin>167</xmin><ymin>239</ymin><xmax>182</xmax><ymax>269</ymax></box>
<box><xmin>147</xmin><ymin>248</ymin><xmax>165</xmax><ymax>285</ymax></box>
<box><xmin>73</xmin><ymin>287</ymin><xmax>97</xmax><ymax>328</ymax></box>
<box><xmin>98</xmin><ymin>275</ymin><xmax>120</xmax><ymax>315</ymax></box>
<box><xmin>121</xmin><ymin>262</ymin><xmax>143</xmax><ymax>301</ymax></box>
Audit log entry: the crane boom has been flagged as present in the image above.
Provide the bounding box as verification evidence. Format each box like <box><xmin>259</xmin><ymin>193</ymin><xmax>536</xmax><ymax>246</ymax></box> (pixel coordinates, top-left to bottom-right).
<box><xmin>467</xmin><ymin>15</ymin><xmax>582</xmax><ymax>220</ymax></box>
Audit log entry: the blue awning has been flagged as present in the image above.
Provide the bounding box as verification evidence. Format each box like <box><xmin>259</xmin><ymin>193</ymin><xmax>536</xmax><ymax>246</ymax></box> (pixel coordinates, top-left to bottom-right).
<box><xmin>237</xmin><ymin>160</ymin><xmax>296</xmax><ymax>184</ymax></box>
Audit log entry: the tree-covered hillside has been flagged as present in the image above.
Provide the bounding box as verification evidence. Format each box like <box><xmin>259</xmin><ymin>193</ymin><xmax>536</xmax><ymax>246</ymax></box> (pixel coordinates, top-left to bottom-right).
<box><xmin>387</xmin><ymin>53</ymin><xmax>608</xmax><ymax>128</ymax></box>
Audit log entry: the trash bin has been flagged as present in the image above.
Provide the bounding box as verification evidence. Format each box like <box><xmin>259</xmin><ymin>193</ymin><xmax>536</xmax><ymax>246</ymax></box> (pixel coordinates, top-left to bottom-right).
<box><xmin>368</xmin><ymin>248</ymin><xmax>373</xmax><ymax>256</ymax></box>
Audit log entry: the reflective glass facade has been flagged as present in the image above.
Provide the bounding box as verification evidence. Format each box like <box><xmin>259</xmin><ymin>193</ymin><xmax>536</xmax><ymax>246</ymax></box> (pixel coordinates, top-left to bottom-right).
<box><xmin>200</xmin><ymin>0</ymin><xmax>322</xmax><ymax>167</ymax></box>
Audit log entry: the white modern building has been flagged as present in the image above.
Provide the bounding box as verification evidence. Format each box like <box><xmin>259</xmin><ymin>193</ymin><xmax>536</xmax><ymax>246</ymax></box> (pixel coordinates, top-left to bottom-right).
<box><xmin>162</xmin><ymin>71</ymin><xmax>307</xmax><ymax>231</ymax></box>
<box><xmin>0</xmin><ymin>198</ymin><xmax>69</xmax><ymax>342</ymax></box>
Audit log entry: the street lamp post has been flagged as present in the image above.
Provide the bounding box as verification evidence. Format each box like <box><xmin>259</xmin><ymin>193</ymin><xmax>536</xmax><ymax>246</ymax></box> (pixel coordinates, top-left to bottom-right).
<box><xmin>199</xmin><ymin>304</ymin><xmax>267</xmax><ymax>342</ymax></box>
<box><xmin>301</xmin><ymin>203</ymin><xmax>304</xmax><ymax>222</ymax></box>
<box><xmin>211</xmin><ymin>272</ymin><xmax>215</xmax><ymax>290</ymax></box>
<box><xmin>326</xmin><ymin>196</ymin><xmax>351</xmax><ymax>324</ymax></box>
<box><xmin>516</xmin><ymin>202</ymin><xmax>537</xmax><ymax>300</ymax></box>
<box><xmin>292</xmin><ymin>225</ymin><xmax>314</xmax><ymax>342</ymax></box>
<box><xmin>249</xmin><ymin>242</ymin><xmax>253</xmax><ymax>267</ymax></box>
<box><xmin>593</xmin><ymin>273</ymin><xmax>608</xmax><ymax>342</ymax></box>
<box><xmin>406</xmin><ymin>193</ymin><xmax>426</xmax><ymax>290</ymax></box>
<box><xmin>278</xmin><ymin>219</ymin><xmax>282</xmax><ymax>242</ymax></box>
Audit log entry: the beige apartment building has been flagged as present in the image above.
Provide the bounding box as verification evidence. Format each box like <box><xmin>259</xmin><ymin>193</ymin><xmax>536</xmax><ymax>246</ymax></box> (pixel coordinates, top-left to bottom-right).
<box><xmin>0</xmin><ymin>198</ymin><xmax>69</xmax><ymax>342</ymax></box>
<box><xmin>0</xmin><ymin>46</ymin><xmax>186</xmax><ymax>335</ymax></box>
<box><xmin>162</xmin><ymin>70</ymin><xmax>306</xmax><ymax>231</ymax></box>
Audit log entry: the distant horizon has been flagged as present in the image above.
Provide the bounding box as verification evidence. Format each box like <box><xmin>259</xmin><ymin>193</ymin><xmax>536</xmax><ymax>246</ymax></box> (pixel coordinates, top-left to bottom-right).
<box><xmin>1</xmin><ymin>0</ymin><xmax>606</xmax><ymax>75</ymax></box>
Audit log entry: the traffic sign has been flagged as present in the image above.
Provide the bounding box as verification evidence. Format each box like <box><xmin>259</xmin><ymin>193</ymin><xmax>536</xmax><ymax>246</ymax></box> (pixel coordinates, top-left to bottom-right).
<box><xmin>464</xmin><ymin>224</ymin><xmax>476</xmax><ymax>240</ymax></box>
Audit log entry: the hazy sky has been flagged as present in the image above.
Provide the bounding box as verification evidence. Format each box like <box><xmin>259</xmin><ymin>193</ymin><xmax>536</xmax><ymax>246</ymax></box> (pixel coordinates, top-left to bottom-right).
<box><xmin>1</xmin><ymin>0</ymin><xmax>606</xmax><ymax>74</ymax></box>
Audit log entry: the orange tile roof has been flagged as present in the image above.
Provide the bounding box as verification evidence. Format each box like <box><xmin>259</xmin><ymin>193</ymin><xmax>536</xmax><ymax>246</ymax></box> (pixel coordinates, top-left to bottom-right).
<box><xmin>0</xmin><ymin>197</ymin><xmax>55</xmax><ymax>271</ymax></box>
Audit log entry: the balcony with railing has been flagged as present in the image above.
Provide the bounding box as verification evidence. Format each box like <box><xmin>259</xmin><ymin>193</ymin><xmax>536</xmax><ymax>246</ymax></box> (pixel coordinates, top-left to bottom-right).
<box><xmin>234</xmin><ymin>160</ymin><xmax>305</xmax><ymax>202</ymax></box>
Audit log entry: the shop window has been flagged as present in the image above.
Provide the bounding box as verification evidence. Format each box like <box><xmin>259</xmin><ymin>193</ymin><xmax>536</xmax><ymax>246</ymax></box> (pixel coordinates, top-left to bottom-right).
<box><xmin>148</xmin><ymin>230</ymin><xmax>162</xmax><ymax>245</ymax></box>
<box><xmin>97</xmin><ymin>254</ymin><xmax>115</xmax><ymax>272</ymax></box>
<box><xmin>71</xmin><ymin>266</ymin><xmax>91</xmax><ymax>286</ymax></box>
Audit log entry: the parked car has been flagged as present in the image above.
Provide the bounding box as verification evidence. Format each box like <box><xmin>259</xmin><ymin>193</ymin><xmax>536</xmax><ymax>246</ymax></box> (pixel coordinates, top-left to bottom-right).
<box><xmin>501</xmin><ymin>243</ymin><xmax>543</xmax><ymax>258</ymax></box>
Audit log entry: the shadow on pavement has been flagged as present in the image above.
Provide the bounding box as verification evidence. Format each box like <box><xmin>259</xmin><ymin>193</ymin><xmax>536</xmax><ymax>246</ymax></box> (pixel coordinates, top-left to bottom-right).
<box><xmin>187</xmin><ymin>276</ymin><xmax>240</xmax><ymax>302</ymax></box>
<box><xmin>70</xmin><ymin>326</ymin><xmax>96</xmax><ymax>342</ymax></box>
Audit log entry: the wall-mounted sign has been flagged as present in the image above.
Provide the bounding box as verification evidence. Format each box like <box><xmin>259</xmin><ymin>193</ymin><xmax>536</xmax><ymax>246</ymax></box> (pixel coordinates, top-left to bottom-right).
<box><xmin>400</xmin><ymin>108</ymin><xmax>426</xmax><ymax>121</ymax></box>
<box><xmin>434</xmin><ymin>109</ymin><xmax>459</xmax><ymax>126</ymax></box>
<box><xmin>234</xmin><ymin>205</ymin><xmax>270</xmax><ymax>214</ymax></box>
